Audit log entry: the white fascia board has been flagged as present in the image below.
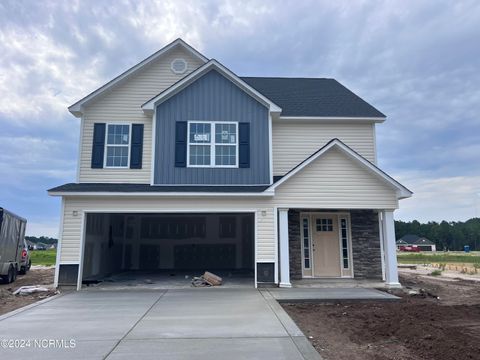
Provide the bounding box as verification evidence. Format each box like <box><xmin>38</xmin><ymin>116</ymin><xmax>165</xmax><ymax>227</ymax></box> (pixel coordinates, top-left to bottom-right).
<box><xmin>48</xmin><ymin>191</ymin><xmax>275</xmax><ymax>197</ymax></box>
<box><xmin>141</xmin><ymin>59</ymin><xmax>282</xmax><ymax>114</ymax></box>
<box><xmin>68</xmin><ymin>39</ymin><xmax>208</xmax><ymax>117</ymax></box>
<box><xmin>269</xmin><ymin>139</ymin><xmax>412</xmax><ymax>199</ymax></box>
<box><xmin>277</xmin><ymin>116</ymin><xmax>386</xmax><ymax>123</ymax></box>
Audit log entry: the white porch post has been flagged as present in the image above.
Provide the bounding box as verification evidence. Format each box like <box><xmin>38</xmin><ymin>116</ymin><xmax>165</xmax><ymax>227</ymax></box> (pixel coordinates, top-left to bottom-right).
<box><xmin>381</xmin><ymin>210</ymin><xmax>401</xmax><ymax>288</ymax></box>
<box><xmin>278</xmin><ymin>208</ymin><xmax>291</xmax><ymax>288</ymax></box>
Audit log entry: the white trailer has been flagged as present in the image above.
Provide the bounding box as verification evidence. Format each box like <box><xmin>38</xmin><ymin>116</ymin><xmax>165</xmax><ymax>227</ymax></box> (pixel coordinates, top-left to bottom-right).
<box><xmin>0</xmin><ymin>207</ymin><xmax>27</xmax><ymax>283</ymax></box>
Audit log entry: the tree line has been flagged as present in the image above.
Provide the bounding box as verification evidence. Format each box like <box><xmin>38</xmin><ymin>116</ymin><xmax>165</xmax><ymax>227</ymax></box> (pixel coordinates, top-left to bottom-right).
<box><xmin>25</xmin><ymin>236</ymin><xmax>58</xmax><ymax>245</ymax></box>
<box><xmin>395</xmin><ymin>218</ymin><xmax>480</xmax><ymax>251</ymax></box>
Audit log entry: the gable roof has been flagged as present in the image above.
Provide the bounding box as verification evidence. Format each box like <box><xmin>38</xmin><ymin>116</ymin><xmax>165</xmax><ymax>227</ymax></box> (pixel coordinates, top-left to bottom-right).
<box><xmin>399</xmin><ymin>234</ymin><xmax>435</xmax><ymax>245</ymax></box>
<box><xmin>67</xmin><ymin>39</ymin><xmax>387</xmax><ymax>119</ymax></box>
<box><xmin>399</xmin><ymin>234</ymin><xmax>420</xmax><ymax>243</ymax></box>
<box><xmin>268</xmin><ymin>138</ymin><xmax>412</xmax><ymax>199</ymax></box>
<box><xmin>68</xmin><ymin>39</ymin><xmax>208</xmax><ymax>117</ymax></box>
<box><xmin>241</xmin><ymin>77</ymin><xmax>386</xmax><ymax>119</ymax></box>
<box><xmin>415</xmin><ymin>237</ymin><xmax>435</xmax><ymax>245</ymax></box>
<box><xmin>141</xmin><ymin>60</ymin><xmax>282</xmax><ymax>114</ymax></box>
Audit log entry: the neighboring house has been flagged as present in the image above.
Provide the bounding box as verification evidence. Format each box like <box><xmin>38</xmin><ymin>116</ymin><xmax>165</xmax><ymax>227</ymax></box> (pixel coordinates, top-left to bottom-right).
<box><xmin>397</xmin><ymin>234</ymin><xmax>436</xmax><ymax>251</ymax></box>
<box><xmin>48</xmin><ymin>39</ymin><xmax>412</xmax><ymax>290</ymax></box>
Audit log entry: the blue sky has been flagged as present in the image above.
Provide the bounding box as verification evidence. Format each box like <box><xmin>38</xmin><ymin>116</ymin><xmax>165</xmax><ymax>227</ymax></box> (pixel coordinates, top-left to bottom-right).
<box><xmin>1</xmin><ymin>0</ymin><xmax>479</xmax><ymax>237</ymax></box>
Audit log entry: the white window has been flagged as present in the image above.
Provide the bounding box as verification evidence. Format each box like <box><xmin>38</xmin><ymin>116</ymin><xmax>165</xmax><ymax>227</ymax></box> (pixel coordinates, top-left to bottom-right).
<box><xmin>316</xmin><ymin>218</ymin><xmax>333</xmax><ymax>232</ymax></box>
<box><xmin>340</xmin><ymin>217</ymin><xmax>350</xmax><ymax>269</ymax></box>
<box><xmin>302</xmin><ymin>217</ymin><xmax>311</xmax><ymax>269</ymax></box>
<box><xmin>105</xmin><ymin>124</ymin><xmax>130</xmax><ymax>167</ymax></box>
<box><xmin>187</xmin><ymin>121</ymin><xmax>238</xmax><ymax>167</ymax></box>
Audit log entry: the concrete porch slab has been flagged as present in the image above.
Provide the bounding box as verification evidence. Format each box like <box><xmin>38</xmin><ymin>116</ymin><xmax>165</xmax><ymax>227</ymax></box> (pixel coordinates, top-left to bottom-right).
<box><xmin>291</xmin><ymin>278</ymin><xmax>387</xmax><ymax>288</ymax></box>
<box><xmin>267</xmin><ymin>287</ymin><xmax>399</xmax><ymax>302</ymax></box>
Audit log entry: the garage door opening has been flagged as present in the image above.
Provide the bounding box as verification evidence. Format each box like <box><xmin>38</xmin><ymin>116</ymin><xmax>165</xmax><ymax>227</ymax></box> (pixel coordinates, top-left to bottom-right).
<box><xmin>80</xmin><ymin>212</ymin><xmax>255</xmax><ymax>288</ymax></box>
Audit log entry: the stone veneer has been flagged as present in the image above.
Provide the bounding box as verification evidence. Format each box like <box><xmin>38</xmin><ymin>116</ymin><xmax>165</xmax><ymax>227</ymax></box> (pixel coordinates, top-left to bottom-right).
<box><xmin>288</xmin><ymin>209</ymin><xmax>383</xmax><ymax>280</ymax></box>
<box><xmin>350</xmin><ymin>210</ymin><xmax>383</xmax><ymax>279</ymax></box>
<box><xmin>288</xmin><ymin>210</ymin><xmax>303</xmax><ymax>280</ymax></box>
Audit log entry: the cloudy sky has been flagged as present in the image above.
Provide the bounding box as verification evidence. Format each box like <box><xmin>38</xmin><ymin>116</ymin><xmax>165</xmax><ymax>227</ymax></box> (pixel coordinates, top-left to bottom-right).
<box><xmin>0</xmin><ymin>0</ymin><xmax>479</xmax><ymax>237</ymax></box>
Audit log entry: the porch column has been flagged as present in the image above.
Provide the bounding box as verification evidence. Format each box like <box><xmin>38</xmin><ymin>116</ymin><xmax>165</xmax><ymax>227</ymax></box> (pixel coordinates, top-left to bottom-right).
<box><xmin>381</xmin><ymin>210</ymin><xmax>401</xmax><ymax>287</ymax></box>
<box><xmin>278</xmin><ymin>208</ymin><xmax>291</xmax><ymax>288</ymax></box>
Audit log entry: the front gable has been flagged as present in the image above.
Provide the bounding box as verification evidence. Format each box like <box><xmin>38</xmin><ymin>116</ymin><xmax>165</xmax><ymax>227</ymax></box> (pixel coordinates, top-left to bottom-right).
<box><xmin>69</xmin><ymin>39</ymin><xmax>207</xmax><ymax>117</ymax></box>
<box><xmin>273</xmin><ymin>144</ymin><xmax>409</xmax><ymax>209</ymax></box>
<box><xmin>154</xmin><ymin>69</ymin><xmax>271</xmax><ymax>185</ymax></box>
<box><xmin>76</xmin><ymin>42</ymin><xmax>206</xmax><ymax>184</ymax></box>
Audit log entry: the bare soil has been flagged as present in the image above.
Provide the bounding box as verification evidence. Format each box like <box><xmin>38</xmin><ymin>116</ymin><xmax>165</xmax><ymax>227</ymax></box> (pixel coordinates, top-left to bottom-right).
<box><xmin>0</xmin><ymin>267</ymin><xmax>56</xmax><ymax>316</ymax></box>
<box><xmin>282</xmin><ymin>273</ymin><xmax>480</xmax><ymax>360</ymax></box>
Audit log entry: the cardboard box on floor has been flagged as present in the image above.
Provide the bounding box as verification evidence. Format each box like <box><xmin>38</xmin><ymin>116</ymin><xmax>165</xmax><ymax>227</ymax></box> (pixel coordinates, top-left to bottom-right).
<box><xmin>203</xmin><ymin>271</ymin><xmax>222</xmax><ymax>286</ymax></box>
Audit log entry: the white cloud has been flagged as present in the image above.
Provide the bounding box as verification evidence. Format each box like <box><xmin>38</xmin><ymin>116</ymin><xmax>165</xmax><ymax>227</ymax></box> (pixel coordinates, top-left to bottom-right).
<box><xmin>26</xmin><ymin>220</ymin><xmax>60</xmax><ymax>238</ymax></box>
<box><xmin>0</xmin><ymin>28</ymin><xmax>99</xmax><ymax>123</ymax></box>
<box><xmin>395</xmin><ymin>171</ymin><xmax>480</xmax><ymax>222</ymax></box>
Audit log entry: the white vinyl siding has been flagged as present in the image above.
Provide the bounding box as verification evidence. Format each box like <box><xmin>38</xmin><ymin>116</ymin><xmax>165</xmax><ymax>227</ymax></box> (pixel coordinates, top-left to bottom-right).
<box><xmin>59</xmin><ymin>197</ymin><xmax>275</xmax><ymax>264</ymax></box>
<box><xmin>79</xmin><ymin>47</ymin><xmax>205</xmax><ymax>183</ymax></box>
<box><xmin>272</xmin><ymin>121</ymin><xmax>377</xmax><ymax>175</ymax></box>
<box><xmin>274</xmin><ymin>147</ymin><xmax>399</xmax><ymax>209</ymax></box>
<box><xmin>59</xmin><ymin>145</ymin><xmax>399</xmax><ymax>264</ymax></box>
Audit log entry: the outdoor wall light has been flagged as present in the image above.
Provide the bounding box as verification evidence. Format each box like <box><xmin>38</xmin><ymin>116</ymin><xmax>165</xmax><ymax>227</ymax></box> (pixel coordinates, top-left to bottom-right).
<box><xmin>72</xmin><ymin>210</ymin><xmax>78</xmax><ymax>217</ymax></box>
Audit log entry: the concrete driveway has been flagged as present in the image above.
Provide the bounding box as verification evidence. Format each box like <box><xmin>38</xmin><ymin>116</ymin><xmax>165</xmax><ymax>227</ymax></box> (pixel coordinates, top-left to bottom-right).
<box><xmin>0</xmin><ymin>289</ymin><xmax>320</xmax><ymax>359</ymax></box>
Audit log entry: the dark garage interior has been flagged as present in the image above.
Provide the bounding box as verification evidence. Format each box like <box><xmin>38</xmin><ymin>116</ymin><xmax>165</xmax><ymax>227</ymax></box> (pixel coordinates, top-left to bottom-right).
<box><xmin>81</xmin><ymin>212</ymin><xmax>255</xmax><ymax>287</ymax></box>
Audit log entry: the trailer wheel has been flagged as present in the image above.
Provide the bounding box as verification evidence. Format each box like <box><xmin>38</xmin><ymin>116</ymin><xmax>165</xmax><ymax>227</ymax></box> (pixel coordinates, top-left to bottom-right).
<box><xmin>4</xmin><ymin>265</ymin><xmax>17</xmax><ymax>284</ymax></box>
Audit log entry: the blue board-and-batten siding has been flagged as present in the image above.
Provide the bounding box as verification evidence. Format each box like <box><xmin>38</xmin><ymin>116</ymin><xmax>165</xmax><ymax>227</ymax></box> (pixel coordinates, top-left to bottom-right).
<box><xmin>154</xmin><ymin>69</ymin><xmax>270</xmax><ymax>185</ymax></box>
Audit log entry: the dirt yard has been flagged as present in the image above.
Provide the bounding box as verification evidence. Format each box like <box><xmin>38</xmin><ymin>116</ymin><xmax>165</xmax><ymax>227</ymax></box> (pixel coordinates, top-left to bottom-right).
<box><xmin>283</xmin><ymin>273</ymin><xmax>480</xmax><ymax>360</ymax></box>
<box><xmin>0</xmin><ymin>267</ymin><xmax>56</xmax><ymax>316</ymax></box>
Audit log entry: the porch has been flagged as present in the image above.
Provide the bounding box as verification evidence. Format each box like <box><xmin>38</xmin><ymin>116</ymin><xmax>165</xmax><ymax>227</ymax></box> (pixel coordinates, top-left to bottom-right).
<box><xmin>277</xmin><ymin>208</ymin><xmax>400</xmax><ymax>288</ymax></box>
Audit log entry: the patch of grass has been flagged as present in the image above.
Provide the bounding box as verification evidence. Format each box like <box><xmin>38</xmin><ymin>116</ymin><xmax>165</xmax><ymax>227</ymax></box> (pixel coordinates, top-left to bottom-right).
<box><xmin>430</xmin><ymin>269</ymin><xmax>442</xmax><ymax>276</ymax></box>
<box><xmin>29</xmin><ymin>249</ymin><xmax>56</xmax><ymax>266</ymax></box>
<box><xmin>397</xmin><ymin>253</ymin><xmax>480</xmax><ymax>264</ymax></box>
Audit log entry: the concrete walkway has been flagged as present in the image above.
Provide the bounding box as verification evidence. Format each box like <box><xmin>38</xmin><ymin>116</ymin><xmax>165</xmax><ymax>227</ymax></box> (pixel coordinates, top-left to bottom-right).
<box><xmin>0</xmin><ymin>289</ymin><xmax>321</xmax><ymax>360</ymax></box>
<box><xmin>268</xmin><ymin>287</ymin><xmax>399</xmax><ymax>302</ymax></box>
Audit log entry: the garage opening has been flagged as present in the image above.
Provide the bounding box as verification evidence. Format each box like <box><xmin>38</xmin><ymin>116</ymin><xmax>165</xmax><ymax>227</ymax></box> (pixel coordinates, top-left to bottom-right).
<box><xmin>81</xmin><ymin>212</ymin><xmax>255</xmax><ymax>288</ymax></box>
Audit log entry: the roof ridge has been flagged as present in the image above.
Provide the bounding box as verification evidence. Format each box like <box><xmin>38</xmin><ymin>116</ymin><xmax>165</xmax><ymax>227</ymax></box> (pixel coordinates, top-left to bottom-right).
<box><xmin>240</xmin><ymin>76</ymin><xmax>334</xmax><ymax>80</ymax></box>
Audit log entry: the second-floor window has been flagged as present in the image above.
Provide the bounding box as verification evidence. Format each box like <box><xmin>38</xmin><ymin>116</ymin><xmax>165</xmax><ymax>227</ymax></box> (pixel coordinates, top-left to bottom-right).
<box><xmin>105</xmin><ymin>124</ymin><xmax>130</xmax><ymax>167</ymax></box>
<box><xmin>187</xmin><ymin>121</ymin><xmax>238</xmax><ymax>167</ymax></box>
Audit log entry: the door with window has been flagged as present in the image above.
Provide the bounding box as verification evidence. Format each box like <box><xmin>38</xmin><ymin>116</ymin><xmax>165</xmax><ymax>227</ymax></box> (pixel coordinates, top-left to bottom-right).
<box><xmin>312</xmin><ymin>216</ymin><xmax>341</xmax><ymax>277</ymax></box>
<box><xmin>301</xmin><ymin>213</ymin><xmax>353</xmax><ymax>278</ymax></box>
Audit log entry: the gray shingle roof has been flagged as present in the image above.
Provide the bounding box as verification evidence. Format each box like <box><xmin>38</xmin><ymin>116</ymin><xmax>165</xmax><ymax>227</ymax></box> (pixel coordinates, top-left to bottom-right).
<box><xmin>398</xmin><ymin>234</ymin><xmax>435</xmax><ymax>245</ymax></box>
<box><xmin>241</xmin><ymin>77</ymin><xmax>385</xmax><ymax>118</ymax></box>
<box><xmin>48</xmin><ymin>183</ymin><xmax>269</xmax><ymax>193</ymax></box>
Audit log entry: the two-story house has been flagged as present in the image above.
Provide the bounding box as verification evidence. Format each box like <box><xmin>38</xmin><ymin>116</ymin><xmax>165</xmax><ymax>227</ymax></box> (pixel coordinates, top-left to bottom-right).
<box><xmin>48</xmin><ymin>39</ymin><xmax>412</xmax><ymax>290</ymax></box>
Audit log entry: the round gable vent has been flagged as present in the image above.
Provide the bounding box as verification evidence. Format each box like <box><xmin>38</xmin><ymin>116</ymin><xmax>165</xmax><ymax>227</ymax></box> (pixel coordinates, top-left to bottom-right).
<box><xmin>171</xmin><ymin>58</ymin><xmax>188</xmax><ymax>74</ymax></box>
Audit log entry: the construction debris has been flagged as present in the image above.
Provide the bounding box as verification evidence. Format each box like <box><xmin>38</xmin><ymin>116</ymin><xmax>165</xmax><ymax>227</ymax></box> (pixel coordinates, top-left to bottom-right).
<box><xmin>191</xmin><ymin>271</ymin><xmax>223</xmax><ymax>287</ymax></box>
<box><xmin>13</xmin><ymin>285</ymin><xmax>51</xmax><ymax>296</ymax></box>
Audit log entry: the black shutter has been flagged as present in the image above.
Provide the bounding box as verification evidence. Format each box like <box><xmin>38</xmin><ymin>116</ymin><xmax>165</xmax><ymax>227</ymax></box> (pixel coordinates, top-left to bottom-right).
<box><xmin>130</xmin><ymin>124</ymin><xmax>144</xmax><ymax>169</ymax></box>
<box><xmin>239</xmin><ymin>122</ymin><xmax>250</xmax><ymax>168</ymax></box>
<box><xmin>91</xmin><ymin>123</ymin><xmax>106</xmax><ymax>169</ymax></box>
<box><xmin>175</xmin><ymin>121</ymin><xmax>187</xmax><ymax>167</ymax></box>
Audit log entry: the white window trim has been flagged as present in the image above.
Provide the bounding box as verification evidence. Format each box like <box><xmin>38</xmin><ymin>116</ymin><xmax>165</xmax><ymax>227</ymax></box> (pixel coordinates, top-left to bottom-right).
<box><xmin>104</xmin><ymin>123</ymin><xmax>131</xmax><ymax>169</ymax></box>
<box><xmin>187</xmin><ymin>121</ymin><xmax>239</xmax><ymax>168</ymax></box>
